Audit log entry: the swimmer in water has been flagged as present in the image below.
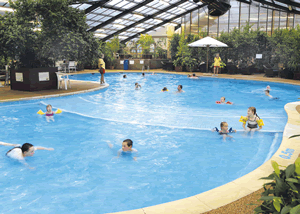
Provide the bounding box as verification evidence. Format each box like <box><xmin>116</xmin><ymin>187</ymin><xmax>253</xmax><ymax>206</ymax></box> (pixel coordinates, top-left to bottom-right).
<box><xmin>108</xmin><ymin>139</ymin><xmax>138</xmax><ymax>161</ymax></box>
<box><xmin>46</xmin><ymin>104</ymin><xmax>55</xmax><ymax>122</ymax></box>
<box><xmin>6</xmin><ymin>143</ymin><xmax>54</xmax><ymax>168</ymax></box>
<box><xmin>135</xmin><ymin>83</ymin><xmax>141</xmax><ymax>89</ymax></box>
<box><xmin>176</xmin><ymin>85</ymin><xmax>184</xmax><ymax>93</ymax></box>
<box><xmin>187</xmin><ymin>74</ymin><xmax>199</xmax><ymax>79</ymax></box>
<box><xmin>212</xmin><ymin>122</ymin><xmax>236</xmax><ymax>141</ymax></box>
<box><xmin>265</xmin><ymin>89</ymin><xmax>278</xmax><ymax>99</ymax></box>
<box><xmin>123</xmin><ymin>74</ymin><xmax>127</xmax><ymax>78</ymax></box>
<box><xmin>161</xmin><ymin>87</ymin><xmax>168</xmax><ymax>92</ymax></box>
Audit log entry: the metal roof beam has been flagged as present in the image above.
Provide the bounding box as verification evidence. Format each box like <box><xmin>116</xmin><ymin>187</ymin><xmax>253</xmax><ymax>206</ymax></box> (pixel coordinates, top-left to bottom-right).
<box><xmin>101</xmin><ymin>0</ymin><xmax>189</xmax><ymax>41</ymax></box>
<box><xmin>84</xmin><ymin>0</ymin><xmax>111</xmax><ymax>14</ymax></box>
<box><xmin>274</xmin><ymin>0</ymin><xmax>300</xmax><ymax>8</ymax></box>
<box><xmin>237</xmin><ymin>0</ymin><xmax>300</xmax><ymax>14</ymax></box>
<box><xmin>121</xmin><ymin>4</ymin><xmax>207</xmax><ymax>43</ymax></box>
<box><xmin>88</xmin><ymin>0</ymin><xmax>154</xmax><ymax>32</ymax></box>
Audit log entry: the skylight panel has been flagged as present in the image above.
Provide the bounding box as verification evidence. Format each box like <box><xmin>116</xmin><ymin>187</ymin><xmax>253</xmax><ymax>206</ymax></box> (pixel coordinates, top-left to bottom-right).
<box><xmin>116</xmin><ymin>0</ymin><xmax>130</xmax><ymax>7</ymax></box>
<box><xmin>102</xmin><ymin>9</ymin><xmax>115</xmax><ymax>15</ymax></box>
<box><xmin>87</xmin><ymin>14</ymin><xmax>96</xmax><ymax>19</ymax></box>
<box><xmin>123</xmin><ymin>2</ymin><xmax>137</xmax><ymax>9</ymax></box>
<box><xmin>70</xmin><ymin>4</ymin><xmax>81</xmax><ymax>8</ymax></box>
<box><xmin>107</xmin><ymin>0</ymin><xmax>123</xmax><ymax>6</ymax></box>
<box><xmin>93</xmin><ymin>8</ymin><xmax>107</xmax><ymax>13</ymax></box>
<box><xmin>78</xmin><ymin>4</ymin><xmax>90</xmax><ymax>10</ymax></box>
<box><xmin>135</xmin><ymin>6</ymin><xmax>148</xmax><ymax>12</ymax></box>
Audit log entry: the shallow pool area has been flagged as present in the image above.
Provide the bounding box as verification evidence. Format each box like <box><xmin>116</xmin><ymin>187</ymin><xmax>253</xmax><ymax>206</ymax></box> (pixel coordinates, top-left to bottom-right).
<box><xmin>0</xmin><ymin>73</ymin><xmax>299</xmax><ymax>214</ymax></box>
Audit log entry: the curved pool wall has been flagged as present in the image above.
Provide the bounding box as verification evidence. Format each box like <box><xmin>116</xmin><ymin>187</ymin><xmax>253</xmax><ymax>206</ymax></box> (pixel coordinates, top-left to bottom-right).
<box><xmin>0</xmin><ymin>72</ymin><xmax>299</xmax><ymax>214</ymax></box>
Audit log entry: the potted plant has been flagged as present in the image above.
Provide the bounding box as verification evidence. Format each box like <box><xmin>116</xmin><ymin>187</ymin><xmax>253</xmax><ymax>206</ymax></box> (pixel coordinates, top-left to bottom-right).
<box><xmin>173</xmin><ymin>58</ymin><xmax>183</xmax><ymax>72</ymax></box>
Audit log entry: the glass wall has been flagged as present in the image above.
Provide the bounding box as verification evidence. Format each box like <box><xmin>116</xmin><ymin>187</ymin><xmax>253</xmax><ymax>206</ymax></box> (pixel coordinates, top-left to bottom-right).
<box><xmin>181</xmin><ymin>0</ymin><xmax>300</xmax><ymax>37</ymax></box>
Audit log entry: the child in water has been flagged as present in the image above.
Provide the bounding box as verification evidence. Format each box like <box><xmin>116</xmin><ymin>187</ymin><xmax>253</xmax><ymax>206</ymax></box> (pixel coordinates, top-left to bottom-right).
<box><xmin>187</xmin><ymin>74</ymin><xmax>199</xmax><ymax>79</ymax></box>
<box><xmin>46</xmin><ymin>104</ymin><xmax>55</xmax><ymax>122</ymax></box>
<box><xmin>135</xmin><ymin>83</ymin><xmax>141</xmax><ymax>89</ymax></box>
<box><xmin>123</xmin><ymin>74</ymin><xmax>127</xmax><ymax>78</ymax></box>
<box><xmin>240</xmin><ymin>107</ymin><xmax>264</xmax><ymax>132</ymax></box>
<box><xmin>108</xmin><ymin>139</ymin><xmax>138</xmax><ymax>161</ymax></box>
<box><xmin>212</xmin><ymin>122</ymin><xmax>236</xmax><ymax>141</ymax></box>
<box><xmin>161</xmin><ymin>87</ymin><xmax>168</xmax><ymax>92</ymax></box>
<box><xmin>6</xmin><ymin>143</ymin><xmax>54</xmax><ymax>168</ymax></box>
<box><xmin>265</xmin><ymin>89</ymin><xmax>278</xmax><ymax>99</ymax></box>
<box><xmin>217</xmin><ymin>97</ymin><xmax>233</xmax><ymax>105</ymax></box>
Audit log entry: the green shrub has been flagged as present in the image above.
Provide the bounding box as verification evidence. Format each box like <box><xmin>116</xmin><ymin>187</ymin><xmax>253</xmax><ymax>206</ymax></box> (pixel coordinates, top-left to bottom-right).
<box><xmin>254</xmin><ymin>157</ymin><xmax>300</xmax><ymax>214</ymax></box>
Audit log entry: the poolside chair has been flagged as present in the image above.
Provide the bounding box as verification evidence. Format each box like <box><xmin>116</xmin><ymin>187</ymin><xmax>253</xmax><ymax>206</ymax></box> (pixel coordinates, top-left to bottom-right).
<box><xmin>55</xmin><ymin>72</ymin><xmax>71</xmax><ymax>90</ymax></box>
<box><xmin>68</xmin><ymin>61</ymin><xmax>76</xmax><ymax>72</ymax></box>
<box><xmin>263</xmin><ymin>64</ymin><xmax>279</xmax><ymax>77</ymax></box>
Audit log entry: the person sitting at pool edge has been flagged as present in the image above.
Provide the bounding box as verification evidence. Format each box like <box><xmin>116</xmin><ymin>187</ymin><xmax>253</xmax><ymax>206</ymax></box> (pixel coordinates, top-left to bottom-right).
<box><xmin>135</xmin><ymin>83</ymin><xmax>141</xmax><ymax>89</ymax></box>
<box><xmin>176</xmin><ymin>85</ymin><xmax>184</xmax><ymax>93</ymax></box>
<box><xmin>6</xmin><ymin>143</ymin><xmax>54</xmax><ymax>168</ymax></box>
<box><xmin>108</xmin><ymin>139</ymin><xmax>138</xmax><ymax>161</ymax></box>
<box><xmin>161</xmin><ymin>87</ymin><xmax>168</xmax><ymax>92</ymax></box>
<box><xmin>212</xmin><ymin>122</ymin><xmax>236</xmax><ymax>141</ymax></box>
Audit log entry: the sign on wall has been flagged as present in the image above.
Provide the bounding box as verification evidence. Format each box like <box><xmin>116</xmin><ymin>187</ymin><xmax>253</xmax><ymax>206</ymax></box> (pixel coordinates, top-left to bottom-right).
<box><xmin>130</xmin><ymin>60</ymin><xmax>134</xmax><ymax>65</ymax></box>
<box><xmin>15</xmin><ymin>73</ymin><xmax>23</xmax><ymax>82</ymax></box>
<box><xmin>140</xmin><ymin>60</ymin><xmax>144</xmax><ymax>64</ymax></box>
<box><xmin>39</xmin><ymin>72</ymin><xmax>50</xmax><ymax>81</ymax></box>
<box><xmin>256</xmin><ymin>54</ymin><xmax>262</xmax><ymax>59</ymax></box>
<box><xmin>120</xmin><ymin>60</ymin><xmax>124</xmax><ymax>64</ymax></box>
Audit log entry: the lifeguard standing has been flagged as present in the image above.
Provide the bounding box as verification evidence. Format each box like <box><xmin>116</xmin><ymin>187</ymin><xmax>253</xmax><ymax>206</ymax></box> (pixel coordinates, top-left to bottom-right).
<box><xmin>214</xmin><ymin>53</ymin><xmax>221</xmax><ymax>76</ymax></box>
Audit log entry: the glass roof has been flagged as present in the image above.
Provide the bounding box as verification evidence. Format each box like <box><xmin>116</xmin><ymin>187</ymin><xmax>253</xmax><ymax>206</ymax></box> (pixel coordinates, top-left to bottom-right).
<box><xmin>1</xmin><ymin>0</ymin><xmax>300</xmax><ymax>41</ymax></box>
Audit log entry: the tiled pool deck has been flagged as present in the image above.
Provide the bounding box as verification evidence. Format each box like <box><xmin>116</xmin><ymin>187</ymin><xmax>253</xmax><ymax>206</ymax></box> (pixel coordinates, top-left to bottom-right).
<box><xmin>1</xmin><ymin>69</ymin><xmax>300</xmax><ymax>214</ymax></box>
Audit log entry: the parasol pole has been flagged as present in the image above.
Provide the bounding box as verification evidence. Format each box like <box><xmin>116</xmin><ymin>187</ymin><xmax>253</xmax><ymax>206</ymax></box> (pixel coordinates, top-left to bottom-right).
<box><xmin>206</xmin><ymin>45</ymin><xmax>209</xmax><ymax>73</ymax></box>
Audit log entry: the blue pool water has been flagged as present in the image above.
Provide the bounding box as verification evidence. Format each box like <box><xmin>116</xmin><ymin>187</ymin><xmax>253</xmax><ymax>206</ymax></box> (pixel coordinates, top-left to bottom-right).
<box><xmin>0</xmin><ymin>73</ymin><xmax>298</xmax><ymax>213</ymax></box>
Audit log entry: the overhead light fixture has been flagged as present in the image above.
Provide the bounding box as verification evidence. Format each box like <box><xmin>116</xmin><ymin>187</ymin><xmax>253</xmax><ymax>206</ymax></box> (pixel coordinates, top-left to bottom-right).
<box><xmin>118</xmin><ymin>36</ymin><xmax>128</xmax><ymax>39</ymax></box>
<box><xmin>159</xmin><ymin>0</ymin><xmax>169</xmax><ymax>6</ymax></box>
<box><xmin>135</xmin><ymin>27</ymin><xmax>145</xmax><ymax>31</ymax></box>
<box><xmin>0</xmin><ymin>7</ymin><xmax>14</xmax><ymax>12</ymax></box>
<box><xmin>114</xmin><ymin>19</ymin><xmax>122</xmax><ymax>23</ymax></box>
<box><xmin>113</xmin><ymin>24</ymin><xmax>124</xmax><ymax>28</ymax></box>
<box><xmin>94</xmin><ymin>33</ymin><xmax>107</xmax><ymax>37</ymax></box>
<box><xmin>288</xmin><ymin>5</ymin><xmax>292</xmax><ymax>11</ymax></box>
<box><xmin>205</xmin><ymin>15</ymin><xmax>216</xmax><ymax>20</ymax></box>
<box><xmin>133</xmin><ymin>14</ymin><xmax>144</xmax><ymax>18</ymax></box>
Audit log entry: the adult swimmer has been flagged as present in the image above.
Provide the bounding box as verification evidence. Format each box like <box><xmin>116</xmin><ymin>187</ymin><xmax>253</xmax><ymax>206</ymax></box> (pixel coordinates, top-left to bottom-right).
<box><xmin>5</xmin><ymin>143</ymin><xmax>54</xmax><ymax>169</ymax></box>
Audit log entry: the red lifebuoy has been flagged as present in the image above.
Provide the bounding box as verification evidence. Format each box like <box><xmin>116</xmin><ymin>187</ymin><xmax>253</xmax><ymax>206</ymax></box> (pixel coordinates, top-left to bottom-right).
<box><xmin>226</xmin><ymin>101</ymin><xmax>233</xmax><ymax>105</ymax></box>
<box><xmin>216</xmin><ymin>101</ymin><xmax>221</xmax><ymax>104</ymax></box>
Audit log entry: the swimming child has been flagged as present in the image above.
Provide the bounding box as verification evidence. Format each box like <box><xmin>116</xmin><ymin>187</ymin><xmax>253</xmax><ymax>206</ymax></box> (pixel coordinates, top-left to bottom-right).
<box><xmin>123</xmin><ymin>74</ymin><xmax>127</xmax><ymax>78</ymax></box>
<box><xmin>108</xmin><ymin>139</ymin><xmax>138</xmax><ymax>161</ymax></box>
<box><xmin>266</xmin><ymin>85</ymin><xmax>271</xmax><ymax>90</ymax></box>
<box><xmin>216</xmin><ymin>97</ymin><xmax>233</xmax><ymax>104</ymax></box>
<box><xmin>135</xmin><ymin>83</ymin><xmax>141</xmax><ymax>89</ymax></box>
<box><xmin>46</xmin><ymin>104</ymin><xmax>55</xmax><ymax>122</ymax></box>
<box><xmin>239</xmin><ymin>107</ymin><xmax>264</xmax><ymax>132</ymax></box>
<box><xmin>176</xmin><ymin>85</ymin><xmax>184</xmax><ymax>93</ymax></box>
<box><xmin>161</xmin><ymin>87</ymin><xmax>168</xmax><ymax>92</ymax></box>
<box><xmin>212</xmin><ymin>122</ymin><xmax>236</xmax><ymax>141</ymax></box>
<box><xmin>6</xmin><ymin>143</ymin><xmax>54</xmax><ymax>168</ymax></box>
<box><xmin>142</xmin><ymin>73</ymin><xmax>145</xmax><ymax>76</ymax></box>
<box><xmin>187</xmin><ymin>74</ymin><xmax>199</xmax><ymax>79</ymax></box>
<box><xmin>265</xmin><ymin>89</ymin><xmax>278</xmax><ymax>99</ymax></box>
<box><xmin>0</xmin><ymin>141</ymin><xmax>20</xmax><ymax>147</ymax></box>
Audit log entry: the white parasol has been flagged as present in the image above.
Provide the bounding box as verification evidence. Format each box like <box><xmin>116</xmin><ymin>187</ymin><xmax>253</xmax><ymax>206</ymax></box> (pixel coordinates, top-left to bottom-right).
<box><xmin>188</xmin><ymin>36</ymin><xmax>228</xmax><ymax>73</ymax></box>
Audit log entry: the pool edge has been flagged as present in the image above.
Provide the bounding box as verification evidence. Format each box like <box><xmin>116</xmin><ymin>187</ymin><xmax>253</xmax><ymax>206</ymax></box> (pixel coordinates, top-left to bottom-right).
<box><xmin>104</xmin><ymin>74</ymin><xmax>300</xmax><ymax>214</ymax></box>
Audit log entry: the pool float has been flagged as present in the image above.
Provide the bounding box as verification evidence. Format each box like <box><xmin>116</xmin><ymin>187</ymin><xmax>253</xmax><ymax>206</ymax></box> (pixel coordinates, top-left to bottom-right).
<box><xmin>239</xmin><ymin>116</ymin><xmax>264</xmax><ymax>126</ymax></box>
<box><xmin>239</xmin><ymin>116</ymin><xmax>248</xmax><ymax>124</ymax></box>
<box><xmin>216</xmin><ymin>101</ymin><xmax>233</xmax><ymax>105</ymax></box>
<box><xmin>161</xmin><ymin>89</ymin><xmax>169</xmax><ymax>92</ymax></box>
<box><xmin>37</xmin><ymin>109</ymin><xmax>62</xmax><ymax>115</ymax></box>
